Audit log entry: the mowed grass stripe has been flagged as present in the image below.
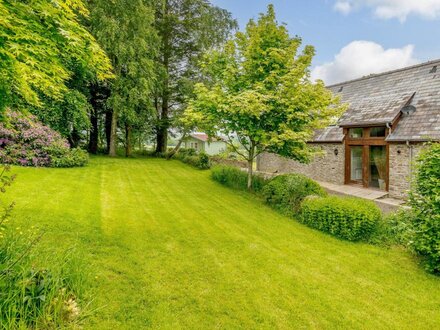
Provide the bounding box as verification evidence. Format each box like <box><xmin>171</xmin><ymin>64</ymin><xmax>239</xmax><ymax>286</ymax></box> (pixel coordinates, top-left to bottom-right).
<box><xmin>6</xmin><ymin>157</ymin><xmax>440</xmax><ymax>329</ymax></box>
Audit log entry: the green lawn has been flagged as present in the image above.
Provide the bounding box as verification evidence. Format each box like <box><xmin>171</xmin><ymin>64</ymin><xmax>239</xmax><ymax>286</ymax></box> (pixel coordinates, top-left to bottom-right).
<box><xmin>6</xmin><ymin>157</ymin><xmax>440</xmax><ymax>329</ymax></box>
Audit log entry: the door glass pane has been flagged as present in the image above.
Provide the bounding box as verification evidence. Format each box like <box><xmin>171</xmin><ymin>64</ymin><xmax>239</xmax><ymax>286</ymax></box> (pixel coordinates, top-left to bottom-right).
<box><xmin>350</xmin><ymin>146</ymin><xmax>363</xmax><ymax>181</ymax></box>
<box><xmin>370</xmin><ymin>146</ymin><xmax>387</xmax><ymax>190</ymax></box>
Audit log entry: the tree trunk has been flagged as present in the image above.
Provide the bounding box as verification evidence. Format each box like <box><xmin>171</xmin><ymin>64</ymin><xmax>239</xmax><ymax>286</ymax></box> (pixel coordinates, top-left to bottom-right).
<box><xmin>247</xmin><ymin>158</ymin><xmax>253</xmax><ymax>190</ymax></box>
<box><xmin>155</xmin><ymin>73</ymin><xmax>169</xmax><ymax>154</ymax></box>
<box><xmin>88</xmin><ymin>107</ymin><xmax>99</xmax><ymax>154</ymax></box>
<box><xmin>69</xmin><ymin>129</ymin><xmax>81</xmax><ymax>148</ymax></box>
<box><xmin>247</xmin><ymin>141</ymin><xmax>256</xmax><ymax>190</ymax></box>
<box><xmin>105</xmin><ymin>110</ymin><xmax>113</xmax><ymax>153</ymax></box>
<box><xmin>156</xmin><ymin>1</ymin><xmax>170</xmax><ymax>154</ymax></box>
<box><xmin>125</xmin><ymin>124</ymin><xmax>132</xmax><ymax>157</ymax></box>
<box><xmin>166</xmin><ymin>132</ymin><xmax>187</xmax><ymax>159</ymax></box>
<box><xmin>138</xmin><ymin>132</ymin><xmax>142</xmax><ymax>152</ymax></box>
<box><xmin>155</xmin><ymin>119</ymin><xmax>168</xmax><ymax>153</ymax></box>
<box><xmin>109</xmin><ymin>109</ymin><xmax>118</xmax><ymax>157</ymax></box>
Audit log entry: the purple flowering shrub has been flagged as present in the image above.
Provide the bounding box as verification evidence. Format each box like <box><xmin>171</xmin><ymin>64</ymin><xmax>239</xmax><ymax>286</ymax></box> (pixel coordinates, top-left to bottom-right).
<box><xmin>0</xmin><ymin>110</ymin><xmax>88</xmax><ymax>167</ymax></box>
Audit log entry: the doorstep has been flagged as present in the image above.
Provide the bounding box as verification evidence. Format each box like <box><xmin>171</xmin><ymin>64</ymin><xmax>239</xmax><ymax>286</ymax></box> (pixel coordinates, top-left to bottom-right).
<box><xmin>316</xmin><ymin>181</ymin><xmax>405</xmax><ymax>213</ymax></box>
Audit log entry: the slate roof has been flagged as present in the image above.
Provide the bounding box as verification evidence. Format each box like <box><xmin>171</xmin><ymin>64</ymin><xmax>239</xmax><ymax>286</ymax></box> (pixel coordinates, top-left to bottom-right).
<box><xmin>312</xmin><ymin>126</ymin><xmax>344</xmax><ymax>142</ymax></box>
<box><xmin>313</xmin><ymin>60</ymin><xmax>440</xmax><ymax>142</ymax></box>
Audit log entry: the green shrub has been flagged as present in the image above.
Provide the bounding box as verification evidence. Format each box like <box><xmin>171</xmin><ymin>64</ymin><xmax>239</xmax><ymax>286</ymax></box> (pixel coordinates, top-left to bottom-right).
<box><xmin>177</xmin><ymin>148</ymin><xmax>197</xmax><ymax>157</ymax></box>
<box><xmin>262</xmin><ymin>174</ymin><xmax>327</xmax><ymax>215</ymax></box>
<box><xmin>50</xmin><ymin>147</ymin><xmax>89</xmax><ymax>168</ymax></box>
<box><xmin>0</xmin><ymin>110</ymin><xmax>88</xmax><ymax>168</ymax></box>
<box><xmin>174</xmin><ymin>149</ymin><xmax>211</xmax><ymax>169</ymax></box>
<box><xmin>409</xmin><ymin>143</ymin><xmax>440</xmax><ymax>273</ymax></box>
<box><xmin>372</xmin><ymin>209</ymin><xmax>415</xmax><ymax>246</ymax></box>
<box><xmin>211</xmin><ymin>165</ymin><xmax>267</xmax><ymax>192</ymax></box>
<box><xmin>300</xmin><ymin>196</ymin><xmax>381</xmax><ymax>241</ymax></box>
<box><xmin>196</xmin><ymin>152</ymin><xmax>211</xmax><ymax>169</ymax></box>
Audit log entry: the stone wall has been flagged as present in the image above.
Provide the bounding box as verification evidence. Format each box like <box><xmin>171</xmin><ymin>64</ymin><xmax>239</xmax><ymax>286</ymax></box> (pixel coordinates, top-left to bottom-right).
<box><xmin>257</xmin><ymin>143</ymin><xmax>345</xmax><ymax>185</ymax></box>
<box><xmin>258</xmin><ymin>142</ymin><xmax>427</xmax><ymax>200</ymax></box>
<box><xmin>388</xmin><ymin>143</ymin><xmax>425</xmax><ymax>199</ymax></box>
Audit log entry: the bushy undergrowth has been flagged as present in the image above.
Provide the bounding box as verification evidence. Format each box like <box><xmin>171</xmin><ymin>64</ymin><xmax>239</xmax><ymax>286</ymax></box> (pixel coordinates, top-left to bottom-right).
<box><xmin>262</xmin><ymin>174</ymin><xmax>327</xmax><ymax>215</ymax></box>
<box><xmin>409</xmin><ymin>143</ymin><xmax>440</xmax><ymax>273</ymax></box>
<box><xmin>146</xmin><ymin>148</ymin><xmax>211</xmax><ymax>170</ymax></box>
<box><xmin>300</xmin><ymin>196</ymin><xmax>381</xmax><ymax>241</ymax></box>
<box><xmin>372</xmin><ymin>209</ymin><xmax>415</xmax><ymax>246</ymax></box>
<box><xmin>0</xmin><ymin>166</ymin><xmax>85</xmax><ymax>328</ymax></box>
<box><xmin>174</xmin><ymin>148</ymin><xmax>211</xmax><ymax>169</ymax></box>
<box><xmin>211</xmin><ymin>165</ymin><xmax>267</xmax><ymax>192</ymax></box>
<box><xmin>0</xmin><ymin>109</ymin><xmax>88</xmax><ymax>167</ymax></box>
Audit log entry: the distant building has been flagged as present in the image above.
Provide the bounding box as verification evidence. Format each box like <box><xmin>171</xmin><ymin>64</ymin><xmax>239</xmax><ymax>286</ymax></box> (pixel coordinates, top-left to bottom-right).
<box><xmin>259</xmin><ymin>60</ymin><xmax>440</xmax><ymax>199</ymax></box>
<box><xmin>184</xmin><ymin>133</ymin><xmax>227</xmax><ymax>156</ymax></box>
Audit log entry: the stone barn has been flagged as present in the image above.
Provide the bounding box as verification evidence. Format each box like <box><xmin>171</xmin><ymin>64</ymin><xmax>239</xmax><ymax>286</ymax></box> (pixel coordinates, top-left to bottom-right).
<box><xmin>258</xmin><ymin>60</ymin><xmax>440</xmax><ymax>199</ymax></box>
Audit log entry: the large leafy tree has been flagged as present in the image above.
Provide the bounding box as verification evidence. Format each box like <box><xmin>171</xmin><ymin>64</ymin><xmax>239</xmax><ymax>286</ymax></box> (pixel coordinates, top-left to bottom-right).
<box><xmin>0</xmin><ymin>0</ymin><xmax>112</xmax><ymax>111</ymax></box>
<box><xmin>153</xmin><ymin>0</ymin><xmax>236</xmax><ymax>153</ymax></box>
<box><xmin>186</xmin><ymin>5</ymin><xmax>346</xmax><ymax>189</ymax></box>
<box><xmin>88</xmin><ymin>0</ymin><xmax>157</xmax><ymax>156</ymax></box>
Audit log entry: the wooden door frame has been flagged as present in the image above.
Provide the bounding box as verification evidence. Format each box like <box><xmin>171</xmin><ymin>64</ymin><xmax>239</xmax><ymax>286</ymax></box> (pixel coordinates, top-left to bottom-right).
<box><xmin>344</xmin><ymin>127</ymin><xmax>389</xmax><ymax>190</ymax></box>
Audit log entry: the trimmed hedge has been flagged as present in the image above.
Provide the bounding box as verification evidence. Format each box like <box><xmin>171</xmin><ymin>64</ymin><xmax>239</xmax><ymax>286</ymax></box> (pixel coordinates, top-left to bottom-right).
<box><xmin>262</xmin><ymin>174</ymin><xmax>327</xmax><ymax>215</ymax></box>
<box><xmin>409</xmin><ymin>143</ymin><xmax>440</xmax><ymax>273</ymax></box>
<box><xmin>300</xmin><ymin>196</ymin><xmax>381</xmax><ymax>241</ymax></box>
<box><xmin>211</xmin><ymin>165</ymin><xmax>267</xmax><ymax>192</ymax></box>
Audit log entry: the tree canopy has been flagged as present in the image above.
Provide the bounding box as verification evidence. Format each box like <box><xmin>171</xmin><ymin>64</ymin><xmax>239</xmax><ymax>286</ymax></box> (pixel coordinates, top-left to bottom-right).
<box><xmin>88</xmin><ymin>0</ymin><xmax>158</xmax><ymax>156</ymax></box>
<box><xmin>0</xmin><ymin>0</ymin><xmax>112</xmax><ymax>111</ymax></box>
<box><xmin>186</xmin><ymin>5</ymin><xmax>346</xmax><ymax>188</ymax></box>
<box><xmin>153</xmin><ymin>0</ymin><xmax>237</xmax><ymax>153</ymax></box>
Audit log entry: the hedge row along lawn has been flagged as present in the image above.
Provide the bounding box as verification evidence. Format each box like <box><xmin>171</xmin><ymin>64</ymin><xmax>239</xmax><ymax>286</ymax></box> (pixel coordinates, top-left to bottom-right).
<box><xmin>6</xmin><ymin>157</ymin><xmax>440</xmax><ymax>329</ymax></box>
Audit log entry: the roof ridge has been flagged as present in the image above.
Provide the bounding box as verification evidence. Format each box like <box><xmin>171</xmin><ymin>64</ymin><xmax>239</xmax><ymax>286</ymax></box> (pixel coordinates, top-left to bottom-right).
<box><xmin>326</xmin><ymin>58</ymin><xmax>440</xmax><ymax>88</ymax></box>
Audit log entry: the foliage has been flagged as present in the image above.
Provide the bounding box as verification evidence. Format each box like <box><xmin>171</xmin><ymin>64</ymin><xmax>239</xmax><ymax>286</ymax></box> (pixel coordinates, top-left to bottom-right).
<box><xmin>177</xmin><ymin>148</ymin><xmax>197</xmax><ymax>157</ymax></box>
<box><xmin>409</xmin><ymin>143</ymin><xmax>440</xmax><ymax>273</ymax></box>
<box><xmin>177</xmin><ymin>152</ymin><xmax>211</xmax><ymax>170</ymax></box>
<box><xmin>0</xmin><ymin>110</ymin><xmax>88</xmax><ymax>167</ymax></box>
<box><xmin>153</xmin><ymin>0</ymin><xmax>237</xmax><ymax>152</ymax></box>
<box><xmin>186</xmin><ymin>5</ymin><xmax>346</xmax><ymax>189</ymax></box>
<box><xmin>372</xmin><ymin>209</ymin><xmax>415</xmax><ymax>246</ymax></box>
<box><xmin>0</xmin><ymin>0</ymin><xmax>112</xmax><ymax>110</ymax></box>
<box><xmin>211</xmin><ymin>165</ymin><xmax>268</xmax><ymax>192</ymax></box>
<box><xmin>145</xmin><ymin>148</ymin><xmax>211</xmax><ymax>169</ymax></box>
<box><xmin>174</xmin><ymin>148</ymin><xmax>211</xmax><ymax>169</ymax></box>
<box><xmin>49</xmin><ymin>146</ymin><xmax>89</xmax><ymax>168</ymax></box>
<box><xmin>262</xmin><ymin>174</ymin><xmax>327</xmax><ymax>215</ymax></box>
<box><xmin>88</xmin><ymin>0</ymin><xmax>158</xmax><ymax>156</ymax></box>
<box><xmin>29</xmin><ymin>90</ymin><xmax>92</xmax><ymax>146</ymax></box>
<box><xmin>300</xmin><ymin>196</ymin><xmax>381</xmax><ymax>241</ymax></box>
<box><xmin>0</xmin><ymin>166</ymin><xmax>84</xmax><ymax>328</ymax></box>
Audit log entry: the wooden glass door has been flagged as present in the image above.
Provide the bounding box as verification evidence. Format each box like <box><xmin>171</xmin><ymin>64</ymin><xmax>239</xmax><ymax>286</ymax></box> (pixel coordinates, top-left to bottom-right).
<box><xmin>349</xmin><ymin>146</ymin><xmax>363</xmax><ymax>184</ymax></box>
<box><xmin>344</xmin><ymin>127</ymin><xmax>389</xmax><ymax>191</ymax></box>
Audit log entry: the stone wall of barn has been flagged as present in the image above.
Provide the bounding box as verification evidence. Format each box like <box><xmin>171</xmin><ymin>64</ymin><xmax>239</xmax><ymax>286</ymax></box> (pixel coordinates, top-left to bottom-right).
<box><xmin>257</xmin><ymin>143</ymin><xmax>345</xmax><ymax>185</ymax></box>
<box><xmin>388</xmin><ymin>143</ymin><xmax>425</xmax><ymax>199</ymax></box>
<box><xmin>258</xmin><ymin>142</ymin><xmax>427</xmax><ymax>200</ymax></box>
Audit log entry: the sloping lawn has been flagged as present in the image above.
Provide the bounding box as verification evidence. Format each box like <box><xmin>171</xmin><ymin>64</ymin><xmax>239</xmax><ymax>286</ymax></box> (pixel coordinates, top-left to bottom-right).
<box><xmin>6</xmin><ymin>157</ymin><xmax>440</xmax><ymax>329</ymax></box>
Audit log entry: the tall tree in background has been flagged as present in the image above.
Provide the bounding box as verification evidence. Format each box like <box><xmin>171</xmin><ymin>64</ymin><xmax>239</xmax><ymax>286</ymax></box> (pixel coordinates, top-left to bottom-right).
<box><xmin>0</xmin><ymin>0</ymin><xmax>112</xmax><ymax>112</ymax></box>
<box><xmin>154</xmin><ymin>0</ymin><xmax>236</xmax><ymax>153</ymax></box>
<box><xmin>186</xmin><ymin>5</ymin><xmax>346</xmax><ymax>189</ymax></box>
<box><xmin>88</xmin><ymin>0</ymin><xmax>157</xmax><ymax>156</ymax></box>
